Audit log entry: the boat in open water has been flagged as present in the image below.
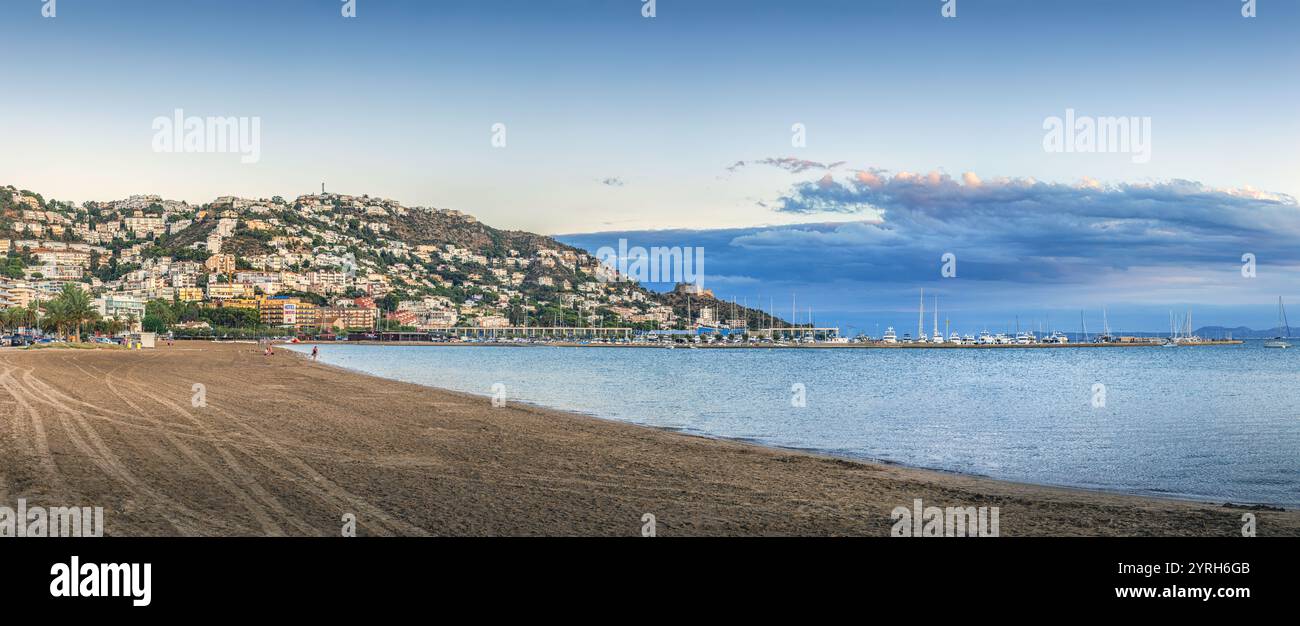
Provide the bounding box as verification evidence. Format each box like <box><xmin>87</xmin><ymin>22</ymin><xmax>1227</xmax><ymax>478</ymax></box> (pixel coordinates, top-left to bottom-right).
<box><xmin>1265</xmin><ymin>297</ymin><xmax>1291</xmax><ymax>348</ymax></box>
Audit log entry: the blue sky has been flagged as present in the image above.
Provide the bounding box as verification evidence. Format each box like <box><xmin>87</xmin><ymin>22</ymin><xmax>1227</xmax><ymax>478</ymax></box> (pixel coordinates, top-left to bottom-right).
<box><xmin>2</xmin><ymin>0</ymin><xmax>1297</xmax><ymax>331</ymax></box>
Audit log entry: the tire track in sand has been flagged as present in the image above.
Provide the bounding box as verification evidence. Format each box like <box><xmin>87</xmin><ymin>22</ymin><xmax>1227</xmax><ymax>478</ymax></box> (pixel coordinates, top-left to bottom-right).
<box><xmin>86</xmin><ymin>353</ymin><xmax>295</xmax><ymax>535</ymax></box>
<box><xmin>0</xmin><ymin>363</ymin><xmax>63</xmax><ymax>492</ymax></box>
<box><xmin>17</xmin><ymin>354</ymin><xmax>278</xmax><ymax>534</ymax></box>
<box><xmin>6</xmin><ymin>359</ymin><xmax>212</xmax><ymax>535</ymax></box>
<box><xmin>172</xmin><ymin>350</ymin><xmax>428</xmax><ymax>535</ymax></box>
<box><xmin>15</xmin><ymin>348</ymin><xmax>424</xmax><ymax>535</ymax></box>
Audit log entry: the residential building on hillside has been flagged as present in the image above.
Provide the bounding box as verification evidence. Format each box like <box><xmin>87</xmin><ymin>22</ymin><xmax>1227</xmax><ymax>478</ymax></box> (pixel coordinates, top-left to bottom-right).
<box><xmin>205</xmin><ymin>253</ymin><xmax>236</xmax><ymax>275</ymax></box>
<box><xmin>206</xmin><ymin>282</ymin><xmax>254</xmax><ymax>300</ymax></box>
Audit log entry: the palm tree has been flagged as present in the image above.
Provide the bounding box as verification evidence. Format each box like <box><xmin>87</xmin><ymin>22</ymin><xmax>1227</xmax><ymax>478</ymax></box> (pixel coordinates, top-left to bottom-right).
<box><xmin>21</xmin><ymin>301</ymin><xmax>39</xmax><ymax>334</ymax></box>
<box><xmin>103</xmin><ymin>317</ymin><xmax>124</xmax><ymax>336</ymax></box>
<box><xmin>56</xmin><ymin>283</ymin><xmax>94</xmax><ymax>342</ymax></box>
<box><xmin>82</xmin><ymin>309</ymin><xmax>102</xmax><ymax>338</ymax></box>
<box><xmin>2</xmin><ymin>304</ymin><xmax>34</xmax><ymax>336</ymax></box>
<box><xmin>41</xmin><ymin>298</ymin><xmax>67</xmax><ymax>339</ymax></box>
<box><xmin>4</xmin><ymin>307</ymin><xmax>24</xmax><ymax>335</ymax></box>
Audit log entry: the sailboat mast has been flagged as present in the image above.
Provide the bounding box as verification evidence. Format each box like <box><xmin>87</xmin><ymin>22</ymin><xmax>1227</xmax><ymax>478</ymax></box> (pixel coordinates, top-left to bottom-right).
<box><xmin>918</xmin><ymin>288</ymin><xmax>925</xmax><ymax>339</ymax></box>
<box><xmin>1282</xmin><ymin>297</ymin><xmax>1291</xmax><ymax>337</ymax></box>
<box><xmin>933</xmin><ymin>295</ymin><xmax>939</xmax><ymax>340</ymax></box>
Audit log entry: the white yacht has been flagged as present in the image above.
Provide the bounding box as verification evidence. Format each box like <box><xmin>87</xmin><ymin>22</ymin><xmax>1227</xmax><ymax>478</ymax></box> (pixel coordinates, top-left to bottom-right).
<box><xmin>1048</xmin><ymin>331</ymin><xmax>1069</xmax><ymax>344</ymax></box>
<box><xmin>977</xmin><ymin>330</ymin><xmax>994</xmax><ymax>345</ymax></box>
<box><xmin>882</xmin><ymin>327</ymin><xmax>898</xmax><ymax>344</ymax></box>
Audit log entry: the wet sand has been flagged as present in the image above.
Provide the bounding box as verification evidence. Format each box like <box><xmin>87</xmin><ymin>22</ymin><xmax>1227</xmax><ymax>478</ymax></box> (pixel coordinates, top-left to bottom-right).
<box><xmin>0</xmin><ymin>342</ymin><xmax>1293</xmax><ymax>536</ymax></box>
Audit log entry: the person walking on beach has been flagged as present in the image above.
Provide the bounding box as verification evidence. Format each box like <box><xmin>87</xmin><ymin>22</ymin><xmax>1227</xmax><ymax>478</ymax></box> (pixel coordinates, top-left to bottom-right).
<box><xmin>311</xmin><ymin>346</ymin><xmax>319</xmax><ymax>361</ymax></box>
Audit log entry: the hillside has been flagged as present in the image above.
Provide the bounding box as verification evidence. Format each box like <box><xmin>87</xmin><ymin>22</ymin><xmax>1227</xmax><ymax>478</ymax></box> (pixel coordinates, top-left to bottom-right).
<box><xmin>0</xmin><ymin>184</ymin><xmax>788</xmax><ymax>332</ymax></box>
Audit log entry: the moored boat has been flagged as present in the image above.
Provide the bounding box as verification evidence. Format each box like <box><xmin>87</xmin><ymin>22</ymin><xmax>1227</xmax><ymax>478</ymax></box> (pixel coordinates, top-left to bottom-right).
<box><xmin>1265</xmin><ymin>297</ymin><xmax>1291</xmax><ymax>348</ymax></box>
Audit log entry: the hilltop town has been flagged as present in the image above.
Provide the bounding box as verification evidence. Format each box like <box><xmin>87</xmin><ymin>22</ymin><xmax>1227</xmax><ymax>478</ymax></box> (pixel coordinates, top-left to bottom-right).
<box><xmin>0</xmin><ymin>184</ymin><xmax>782</xmax><ymax>338</ymax></box>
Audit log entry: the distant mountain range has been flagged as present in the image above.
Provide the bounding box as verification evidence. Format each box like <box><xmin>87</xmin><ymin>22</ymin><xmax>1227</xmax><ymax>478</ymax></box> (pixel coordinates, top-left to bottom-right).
<box><xmin>1063</xmin><ymin>327</ymin><xmax>1289</xmax><ymax>340</ymax></box>
<box><xmin>1193</xmin><ymin>326</ymin><xmax>1292</xmax><ymax>339</ymax></box>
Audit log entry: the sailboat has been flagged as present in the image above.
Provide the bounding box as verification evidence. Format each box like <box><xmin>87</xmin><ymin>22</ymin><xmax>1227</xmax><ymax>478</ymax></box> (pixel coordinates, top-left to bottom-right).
<box><xmin>916</xmin><ymin>288</ymin><xmax>928</xmax><ymax>343</ymax></box>
<box><xmin>1264</xmin><ymin>297</ymin><xmax>1291</xmax><ymax>348</ymax></box>
<box><xmin>1161</xmin><ymin>310</ymin><xmax>1179</xmax><ymax>347</ymax></box>
<box><xmin>932</xmin><ymin>296</ymin><xmax>943</xmax><ymax>344</ymax></box>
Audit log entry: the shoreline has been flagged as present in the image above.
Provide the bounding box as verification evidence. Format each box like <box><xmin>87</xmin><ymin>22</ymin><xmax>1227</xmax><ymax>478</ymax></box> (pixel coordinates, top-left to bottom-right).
<box><xmin>262</xmin><ymin>339</ymin><xmax>1245</xmax><ymax>350</ymax></box>
<box><xmin>286</xmin><ymin>343</ymin><xmax>1292</xmax><ymax>511</ymax></box>
<box><xmin>1</xmin><ymin>343</ymin><xmax>1294</xmax><ymax>536</ymax></box>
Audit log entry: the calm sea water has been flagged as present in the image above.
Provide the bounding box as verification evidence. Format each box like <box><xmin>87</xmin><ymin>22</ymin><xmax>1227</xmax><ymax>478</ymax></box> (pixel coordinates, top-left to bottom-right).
<box><xmin>287</xmin><ymin>342</ymin><xmax>1300</xmax><ymax>506</ymax></box>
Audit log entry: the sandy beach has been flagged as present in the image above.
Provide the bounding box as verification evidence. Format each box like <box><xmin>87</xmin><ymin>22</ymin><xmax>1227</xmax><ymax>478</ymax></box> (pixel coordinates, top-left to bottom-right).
<box><xmin>0</xmin><ymin>342</ymin><xmax>1293</xmax><ymax>536</ymax></box>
